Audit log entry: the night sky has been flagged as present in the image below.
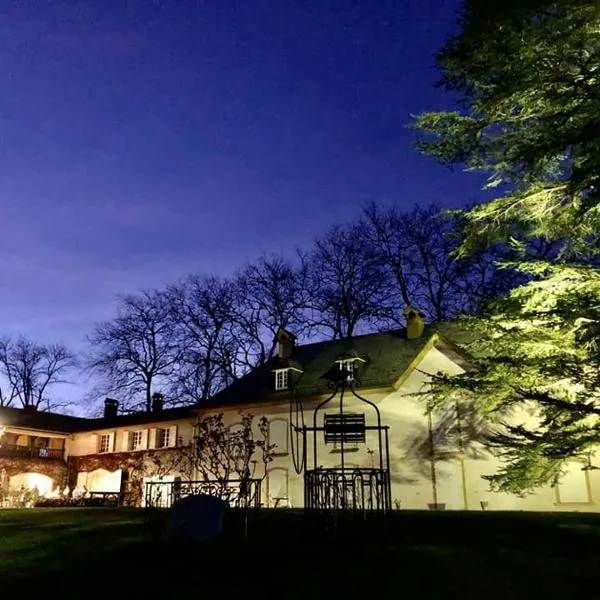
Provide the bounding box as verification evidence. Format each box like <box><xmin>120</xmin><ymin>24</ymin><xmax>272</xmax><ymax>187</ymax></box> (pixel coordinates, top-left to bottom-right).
<box><xmin>0</xmin><ymin>0</ymin><xmax>486</xmax><ymax>408</ymax></box>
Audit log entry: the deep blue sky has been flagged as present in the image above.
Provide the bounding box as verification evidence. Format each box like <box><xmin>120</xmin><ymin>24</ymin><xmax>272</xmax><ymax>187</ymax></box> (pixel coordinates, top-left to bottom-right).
<box><xmin>0</xmin><ymin>0</ymin><xmax>485</xmax><ymax>407</ymax></box>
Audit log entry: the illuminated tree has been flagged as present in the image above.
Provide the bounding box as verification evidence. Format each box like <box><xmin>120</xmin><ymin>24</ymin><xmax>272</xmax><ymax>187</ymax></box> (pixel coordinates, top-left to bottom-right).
<box><xmin>415</xmin><ymin>1</ymin><xmax>600</xmax><ymax>493</ymax></box>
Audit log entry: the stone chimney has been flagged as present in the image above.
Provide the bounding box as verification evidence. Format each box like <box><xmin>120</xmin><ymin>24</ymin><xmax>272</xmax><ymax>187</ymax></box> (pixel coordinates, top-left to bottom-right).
<box><xmin>151</xmin><ymin>392</ymin><xmax>164</xmax><ymax>413</ymax></box>
<box><xmin>104</xmin><ymin>398</ymin><xmax>119</xmax><ymax>419</ymax></box>
<box><xmin>404</xmin><ymin>306</ymin><xmax>425</xmax><ymax>340</ymax></box>
<box><xmin>276</xmin><ymin>328</ymin><xmax>296</xmax><ymax>359</ymax></box>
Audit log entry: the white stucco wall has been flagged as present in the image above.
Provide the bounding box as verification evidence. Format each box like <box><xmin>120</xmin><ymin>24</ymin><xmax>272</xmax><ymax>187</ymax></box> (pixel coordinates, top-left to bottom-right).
<box><xmin>377</xmin><ymin>346</ymin><xmax>600</xmax><ymax>512</ymax></box>
<box><xmin>211</xmin><ymin>343</ymin><xmax>600</xmax><ymax>513</ymax></box>
<box><xmin>69</xmin><ymin>418</ymin><xmax>196</xmax><ymax>457</ymax></box>
<box><xmin>32</xmin><ymin>339</ymin><xmax>598</xmax><ymax>513</ymax></box>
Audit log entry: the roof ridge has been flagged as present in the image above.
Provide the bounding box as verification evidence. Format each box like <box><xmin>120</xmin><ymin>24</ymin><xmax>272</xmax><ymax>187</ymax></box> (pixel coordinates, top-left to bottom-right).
<box><xmin>0</xmin><ymin>405</ymin><xmax>91</xmax><ymax>421</ymax></box>
<box><xmin>294</xmin><ymin>327</ymin><xmax>406</xmax><ymax>350</ymax></box>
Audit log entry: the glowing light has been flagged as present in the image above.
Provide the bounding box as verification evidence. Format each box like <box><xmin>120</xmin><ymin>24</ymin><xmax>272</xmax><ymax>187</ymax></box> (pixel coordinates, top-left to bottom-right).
<box><xmin>9</xmin><ymin>472</ymin><xmax>54</xmax><ymax>497</ymax></box>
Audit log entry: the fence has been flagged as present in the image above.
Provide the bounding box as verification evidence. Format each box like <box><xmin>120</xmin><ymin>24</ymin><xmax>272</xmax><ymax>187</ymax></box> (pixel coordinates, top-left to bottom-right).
<box><xmin>304</xmin><ymin>468</ymin><xmax>391</xmax><ymax>512</ymax></box>
<box><xmin>143</xmin><ymin>478</ymin><xmax>262</xmax><ymax>510</ymax></box>
<box><xmin>0</xmin><ymin>444</ymin><xmax>63</xmax><ymax>460</ymax></box>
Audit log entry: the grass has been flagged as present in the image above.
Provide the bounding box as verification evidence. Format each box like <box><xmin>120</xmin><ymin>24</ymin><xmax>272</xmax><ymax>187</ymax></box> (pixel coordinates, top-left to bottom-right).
<box><xmin>1</xmin><ymin>508</ymin><xmax>600</xmax><ymax>597</ymax></box>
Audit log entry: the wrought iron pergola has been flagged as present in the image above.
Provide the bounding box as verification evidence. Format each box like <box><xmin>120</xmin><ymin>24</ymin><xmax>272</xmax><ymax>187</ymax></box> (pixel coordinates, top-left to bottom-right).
<box><xmin>289</xmin><ymin>357</ymin><xmax>392</xmax><ymax>514</ymax></box>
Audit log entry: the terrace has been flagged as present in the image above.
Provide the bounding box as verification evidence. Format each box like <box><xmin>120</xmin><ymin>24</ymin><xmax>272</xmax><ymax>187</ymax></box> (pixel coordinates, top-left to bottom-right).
<box><xmin>0</xmin><ymin>433</ymin><xmax>65</xmax><ymax>461</ymax></box>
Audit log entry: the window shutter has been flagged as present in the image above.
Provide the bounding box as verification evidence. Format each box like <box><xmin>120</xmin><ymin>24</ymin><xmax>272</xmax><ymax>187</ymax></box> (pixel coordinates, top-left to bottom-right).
<box><xmin>148</xmin><ymin>428</ymin><xmax>157</xmax><ymax>449</ymax></box>
<box><xmin>168</xmin><ymin>425</ymin><xmax>178</xmax><ymax>448</ymax></box>
<box><xmin>110</xmin><ymin>431</ymin><xmax>116</xmax><ymax>452</ymax></box>
<box><xmin>140</xmin><ymin>429</ymin><xmax>148</xmax><ymax>450</ymax></box>
<box><xmin>122</xmin><ymin>431</ymin><xmax>131</xmax><ymax>452</ymax></box>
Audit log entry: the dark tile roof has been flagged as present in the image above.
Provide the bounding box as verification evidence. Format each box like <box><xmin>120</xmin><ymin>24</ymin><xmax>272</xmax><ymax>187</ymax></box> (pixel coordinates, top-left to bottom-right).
<box><xmin>0</xmin><ymin>326</ymin><xmax>470</xmax><ymax>432</ymax></box>
<box><xmin>0</xmin><ymin>406</ymin><xmax>91</xmax><ymax>434</ymax></box>
<box><xmin>206</xmin><ymin>326</ymin><xmax>444</xmax><ymax>408</ymax></box>
<box><xmin>76</xmin><ymin>405</ymin><xmax>199</xmax><ymax>432</ymax></box>
<box><xmin>0</xmin><ymin>404</ymin><xmax>199</xmax><ymax>434</ymax></box>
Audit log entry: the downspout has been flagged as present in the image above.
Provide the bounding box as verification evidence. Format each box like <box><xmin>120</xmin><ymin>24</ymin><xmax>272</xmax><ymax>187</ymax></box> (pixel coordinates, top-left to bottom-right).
<box><xmin>427</xmin><ymin>410</ymin><xmax>438</xmax><ymax>507</ymax></box>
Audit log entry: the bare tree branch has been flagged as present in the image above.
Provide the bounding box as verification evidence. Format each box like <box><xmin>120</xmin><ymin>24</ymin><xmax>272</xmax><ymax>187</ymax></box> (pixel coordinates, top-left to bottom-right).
<box><xmin>86</xmin><ymin>289</ymin><xmax>182</xmax><ymax>412</ymax></box>
<box><xmin>0</xmin><ymin>337</ymin><xmax>76</xmax><ymax>410</ymax></box>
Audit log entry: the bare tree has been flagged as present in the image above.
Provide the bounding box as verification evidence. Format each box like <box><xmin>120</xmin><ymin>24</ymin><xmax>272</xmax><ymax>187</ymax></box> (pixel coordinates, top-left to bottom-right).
<box><xmin>0</xmin><ymin>337</ymin><xmax>76</xmax><ymax>410</ymax></box>
<box><xmin>362</xmin><ymin>203</ymin><xmax>517</xmax><ymax>323</ymax></box>
<box><xmin>193</xmin><ymin>412</ymin><xmax>275</xmax><ymax>500</ymax></box>
<box><xmin>306</xmin><ymin>223</ymin><xmax>392</xmax><ymax>339</ymax></box>
<box><xmin>167</xmin><ymin>275</ymin><xmax>240</xmax><ymax>403</ymax></box>
<box><xmin>232</xmin><ymin>255</ymin><xmax>310</xmax><ymax>367</ymax></box>
<box><xmin>87</xmin><ymin>290</ymin><xmax>181</xmax><ymax>412</ymax></box>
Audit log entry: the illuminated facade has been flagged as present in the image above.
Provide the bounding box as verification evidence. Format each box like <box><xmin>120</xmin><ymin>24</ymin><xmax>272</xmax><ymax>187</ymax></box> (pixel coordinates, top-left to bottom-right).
<box><xmin>0</xmin><ymin>322</ymin><xmax>598</xmax><ymax>511</ymax></box>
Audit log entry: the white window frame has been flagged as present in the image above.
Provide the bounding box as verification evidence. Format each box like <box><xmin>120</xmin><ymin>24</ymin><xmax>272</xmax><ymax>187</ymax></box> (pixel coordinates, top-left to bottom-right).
<box><xmin>335</xmin><ymin>357</ymin><xmax>366</xmax><ymax>381</ymax></box>
<box><xmin>156</xmin><ymin>428</ymin><xmax>170</xmax><ymax>449</ymax></box>
<box><xmin>131</xmin><ymin>430</ymin><xmax>144</xmax><ymax>451</ymax></box>
<box><xmin>275</xmin><ymin>369</ymin><xmax>289</xmax><ymax>391</ymax></box>
<box><xmin>99</xmin><ymin>434</ymin><xmax>111</xmax><ymax>454</ymax></box>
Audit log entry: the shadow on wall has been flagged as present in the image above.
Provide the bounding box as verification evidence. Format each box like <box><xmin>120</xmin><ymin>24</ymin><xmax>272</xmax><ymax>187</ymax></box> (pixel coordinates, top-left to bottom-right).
<box><xmin>390</xmin><ymin>401</ymin><xmax>493</xmax><ymax>486</ymax></box>
<box><xmin>430</xmin><ymin>402</ymin><xmax>491</xmax><ymax>460</ymax></box>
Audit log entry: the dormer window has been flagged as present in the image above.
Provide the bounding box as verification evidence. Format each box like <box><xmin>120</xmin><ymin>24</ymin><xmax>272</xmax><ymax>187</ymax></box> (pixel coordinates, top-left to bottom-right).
<box><xmin>334</xmin><ymin>356</ymin><xmax>366</xmax><ymax>382</ymax></box>
<box><xmin>273</xmin><ymin>364</ymin><xmax>302</xmax><ymax>391</ymax></box>
<box><xmin>275</xmin><ymin>369</ymin><xmax>289</xmax><ymax>391</ymax></box>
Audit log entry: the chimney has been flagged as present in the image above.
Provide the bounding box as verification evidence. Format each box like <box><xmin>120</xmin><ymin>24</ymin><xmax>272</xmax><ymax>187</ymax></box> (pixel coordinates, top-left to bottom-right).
<box><xmin>404</xmin><ymin>306</ymin><xmax>425</xmax><ymax>340</ymax></box>
<box><xmin>151</xmin><ymin>392</ymin><xmax>164</xmax><ymax>413</ymax></box>
<box><xmin>104</xmin><ymin>398</ymin><xmax>119</xmax><ymax>419</ymax></box>
<box><xmin>276</xmin><ymin>328</ymin><xmax>296</xmax><ymax>359</ymax></box>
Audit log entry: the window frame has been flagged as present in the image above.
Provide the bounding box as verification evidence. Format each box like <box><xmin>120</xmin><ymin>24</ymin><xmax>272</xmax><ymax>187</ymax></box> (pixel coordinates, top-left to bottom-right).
<box><xmin>99</xmin><ymin>434</ymin><xmax>111</xmax><ymax>454</ymax></box>
<box><xmin>131</xmin><ymin>430</ymin><xmax>144</xmax><ymax>451</ymax></box>
<box><xmin>274</xmin><ymin>369</ymin><xmax>289</xmax><ymax>391</ymax></box>
<box><xmin>156</xmin><ymin>428</ymin><xmax>170</xmax><ymax>449</ymax></box>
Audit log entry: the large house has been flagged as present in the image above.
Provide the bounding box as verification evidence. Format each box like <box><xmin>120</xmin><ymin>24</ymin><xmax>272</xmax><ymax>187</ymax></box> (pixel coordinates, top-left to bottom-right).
<box><xmin>0</xmin><ymin>311</ymin><xmax>597</xmax><ymax>511</ymax></box>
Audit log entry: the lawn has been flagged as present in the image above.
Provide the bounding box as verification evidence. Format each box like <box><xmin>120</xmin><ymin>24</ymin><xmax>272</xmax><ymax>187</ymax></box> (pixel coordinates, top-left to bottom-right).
<box><xmin>1</xmin><ymin>508</ymin><xmax>600</xmax><ymax>597</ymax></box>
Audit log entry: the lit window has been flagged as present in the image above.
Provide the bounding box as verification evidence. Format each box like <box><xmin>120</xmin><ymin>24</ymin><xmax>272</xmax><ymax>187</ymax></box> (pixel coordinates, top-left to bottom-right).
<box><xmin>275</xmin><ymin>369</ymin><xmax>289</xmax><ymax>391</ymax></box>
<box><xmin>156</xmin><ymin>428</ymin><xmax>170</xmax><ymax>448</ymax></box>
<box><xmin>99</xmin><ymin>434</ymin><xmax>111</xmax><ymax>453</ymax></box>
<box><xmin>340</xmin><ymin>359</ymin><xmax>356</xmax><ymax>380</ymax></box>
<box><xmin>131</xmin><ymin>431</ymin><xmax>144</xmax><ymax>451</ymax></box>
<box><xmin>335</xmin><ymin>357</ymin><xmax>365</xmax><ymax>381</ymax></box>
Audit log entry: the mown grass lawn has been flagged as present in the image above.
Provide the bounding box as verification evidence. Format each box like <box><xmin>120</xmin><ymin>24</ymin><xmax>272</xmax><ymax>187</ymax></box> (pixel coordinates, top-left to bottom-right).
<box><xmin>1</xmin><ymin>508</ymin><xmax>600</xmax><ymax>597</ymax></box>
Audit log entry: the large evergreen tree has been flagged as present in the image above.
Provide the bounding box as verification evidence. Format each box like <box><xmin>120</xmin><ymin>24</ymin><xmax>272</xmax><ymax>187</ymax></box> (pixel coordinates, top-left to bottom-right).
<box><xmin>415</xmin><ymin>0</ymin><xmax>600</xmax><ymax>493</ymax></box>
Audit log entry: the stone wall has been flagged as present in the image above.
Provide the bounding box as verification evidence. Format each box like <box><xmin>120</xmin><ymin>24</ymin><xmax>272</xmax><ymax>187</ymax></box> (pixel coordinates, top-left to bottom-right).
<box><xmin>69</xmin><ymin>447</ymin><xmax>193</xmax><ymax>506</ymax></box>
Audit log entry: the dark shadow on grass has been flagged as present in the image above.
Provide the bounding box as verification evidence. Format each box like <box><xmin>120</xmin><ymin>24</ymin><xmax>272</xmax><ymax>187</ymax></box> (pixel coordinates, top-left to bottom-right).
<box><xmin>3</xmin><ymin>509</ymin><xmax>600</xmax><ymax>598</ymax></box>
